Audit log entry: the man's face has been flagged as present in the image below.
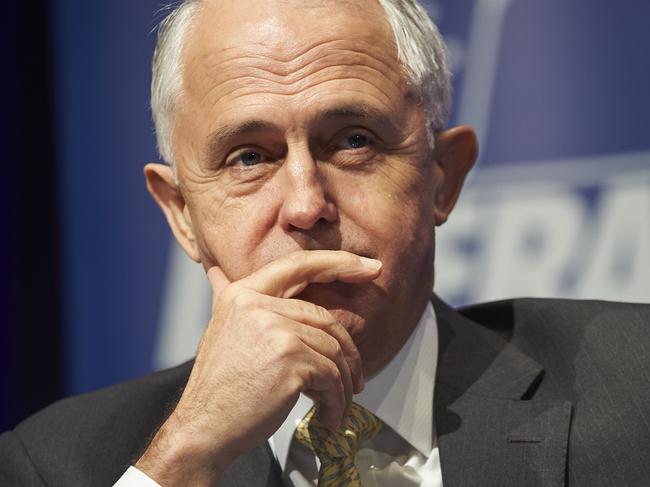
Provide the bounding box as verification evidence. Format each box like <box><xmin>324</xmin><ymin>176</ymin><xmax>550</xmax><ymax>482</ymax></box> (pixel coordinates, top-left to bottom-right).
<box><xmin>157</xmin><ymin>0</ymin><xmax>473</xmax><ymax>373</ymax></box>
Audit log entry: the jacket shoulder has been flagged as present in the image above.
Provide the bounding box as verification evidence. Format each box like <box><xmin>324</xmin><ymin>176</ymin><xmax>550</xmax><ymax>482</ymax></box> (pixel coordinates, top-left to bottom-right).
<box><xmin>460</xmin><ymin>297</ymin><xmax>650</xmax><ymax>368</ymax></box>
<box><xmin>7</xmin><ymin>361</ymin><xmax>193</xmax><ymax>486</ymax></box>
<box><xmin>460</xmin><ymin>297</ymin><xmax>650</xmax><ymax>336</ymax></box>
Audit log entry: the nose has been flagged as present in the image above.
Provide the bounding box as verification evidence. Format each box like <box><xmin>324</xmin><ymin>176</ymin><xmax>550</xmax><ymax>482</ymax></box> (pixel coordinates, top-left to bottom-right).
<box><xmin>278</xmin><ymin>153</ymin><xmax>338</xmax><ymax>231</ymax></box>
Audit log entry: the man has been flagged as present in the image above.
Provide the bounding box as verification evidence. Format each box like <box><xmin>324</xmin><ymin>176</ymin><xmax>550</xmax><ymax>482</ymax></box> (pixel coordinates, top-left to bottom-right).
<box><xmin>1</xmin><ymin>0</ymin><xmax>649</xmax><ymax>486</ymax></box>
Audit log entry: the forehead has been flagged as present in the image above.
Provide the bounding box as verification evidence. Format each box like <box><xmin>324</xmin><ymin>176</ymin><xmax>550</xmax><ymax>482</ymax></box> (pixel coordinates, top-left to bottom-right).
<box><xmin>187</xmin><ymin>0</ymin><xmax>395</xmax><ymax>59</ymax></box>
<box><xmin>180</xmin><ymin>0</ymin><xmax>405</xmax><ymax>112</ymax></box>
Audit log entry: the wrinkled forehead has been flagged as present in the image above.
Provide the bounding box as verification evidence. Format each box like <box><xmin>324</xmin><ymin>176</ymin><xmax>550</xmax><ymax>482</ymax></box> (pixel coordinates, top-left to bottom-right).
<box><xmin>182</xmin><ymin>0</ymin><xmax>401</xmax><ymax>88</ymax></box>
<box><xmin>189</xmin><ymin>0</ymin><xmax>393</xmax><ymax>49</ymax></box>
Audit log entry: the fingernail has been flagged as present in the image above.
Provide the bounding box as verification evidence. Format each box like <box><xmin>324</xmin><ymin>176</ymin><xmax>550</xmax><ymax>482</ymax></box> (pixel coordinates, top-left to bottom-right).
<box><xmin>359</xmin><ymin>257</ymin><xmax>382</xmax><ymax>271</ymax></box>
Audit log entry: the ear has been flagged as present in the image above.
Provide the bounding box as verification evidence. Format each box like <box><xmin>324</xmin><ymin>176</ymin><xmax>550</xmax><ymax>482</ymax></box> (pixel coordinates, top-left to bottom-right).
<box><xmin>144</xmin><ymin>163</ymin><xmax>201</xmax><ymax>262</ymax></box>
<box><xmin>431</xmin><ymin>125</ymin><xmax>478</xmax><ymax>226</ymax></box>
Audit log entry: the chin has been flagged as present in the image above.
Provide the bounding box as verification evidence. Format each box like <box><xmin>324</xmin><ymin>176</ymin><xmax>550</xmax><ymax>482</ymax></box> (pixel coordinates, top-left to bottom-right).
<box><xmin>328</xmin><ymin>308</ymin><xmax>369</xmax><ymax>344</ymax></box>
<box><xmin>296</xmin><ymin>281</ymin><xmax>382</xmax><ymax>346</ymax></box>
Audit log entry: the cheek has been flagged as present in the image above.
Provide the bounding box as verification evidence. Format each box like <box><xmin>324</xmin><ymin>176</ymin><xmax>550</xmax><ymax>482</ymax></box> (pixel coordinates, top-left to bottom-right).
<box><xmin>334</xmin><ymin>161</ymin><xmax>435</xmax><ymax>244</ymax></box>
<box><xmin>330</xmin><ymin>161</ymin><xmax>436</xmax><ymax>285</ymax></box>
<box><xmin>185</xmin><ymin>183</ymin><xmax>283</xmax><ymax>278</ymax></box>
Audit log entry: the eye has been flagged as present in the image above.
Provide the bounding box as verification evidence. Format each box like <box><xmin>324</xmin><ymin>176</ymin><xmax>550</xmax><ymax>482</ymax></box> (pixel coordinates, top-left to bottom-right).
<box><xmin>228</xmin><ymin>150</ymin><xmax>265</xmax><ymax>167</ymax></box>
<box><xmin>337</xmin><ymin>133</ymin><xmax>372</xmax><ymax>150</ymax></box>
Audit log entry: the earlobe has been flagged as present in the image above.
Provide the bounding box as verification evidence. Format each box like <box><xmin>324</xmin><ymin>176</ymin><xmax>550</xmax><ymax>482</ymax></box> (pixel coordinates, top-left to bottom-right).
<box><xmin>144</xmin><ymin>163</ymin><xmax>202</xmax><ymax>262</ymax></box>
<box><xmin>431</xmin><ymin>125</ymin><xmax>478</xmax><ymax>226</ymax></box>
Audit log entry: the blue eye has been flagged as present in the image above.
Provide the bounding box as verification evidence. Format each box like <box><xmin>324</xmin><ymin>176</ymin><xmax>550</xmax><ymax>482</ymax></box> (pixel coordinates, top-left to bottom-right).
<box><xmin>342</xmin><ymin>134</ymin><xmax>370</xmax><ymax>149</ymax></box>
<box><xmin>227</xmin><ymin>150</ymin><xmax>264</xmax><ymax>167</ymax></box>
<box><xmin>238</xmin><ymin>151</ymin><xmax>262</xmax><ymax>166</ymax></box>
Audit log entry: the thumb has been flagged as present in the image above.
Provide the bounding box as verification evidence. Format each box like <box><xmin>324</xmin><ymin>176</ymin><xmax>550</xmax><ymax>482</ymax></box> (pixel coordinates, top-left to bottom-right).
<box><xmin>207</xmin><ymin>266</ymin><xmax>231</xmax><ymax>302</ymax></box>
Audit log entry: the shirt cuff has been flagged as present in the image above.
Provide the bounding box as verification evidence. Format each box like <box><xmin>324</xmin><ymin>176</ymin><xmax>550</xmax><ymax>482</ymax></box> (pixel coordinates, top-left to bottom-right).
<box><xmin>113</xmin><ymin>466</ymin><xmax>162</xmax><ymax>487</ymax></box>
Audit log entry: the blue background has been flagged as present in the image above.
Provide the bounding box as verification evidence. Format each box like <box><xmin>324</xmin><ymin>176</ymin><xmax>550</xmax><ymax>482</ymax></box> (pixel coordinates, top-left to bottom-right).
<box><xmin>2</xmin><ymin>0</ymin><xmax>649</xmax><ymax>429</ymax></box>
<box><xmin>41</xmin><ymin>0</ymin><xmax>650</xmax><ymax>391</ymax></box>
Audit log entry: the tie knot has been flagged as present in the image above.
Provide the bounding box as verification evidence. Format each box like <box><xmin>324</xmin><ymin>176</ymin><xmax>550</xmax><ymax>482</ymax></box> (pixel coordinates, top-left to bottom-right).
<box><xmin>295</xmin><ymin>402</ymin><xmax>383</xmax><ymax>461</ymax></box>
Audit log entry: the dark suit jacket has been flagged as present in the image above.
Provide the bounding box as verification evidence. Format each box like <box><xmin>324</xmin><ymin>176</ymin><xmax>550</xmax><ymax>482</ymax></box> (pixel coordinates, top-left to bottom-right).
<box><xmin>1</xmin><ymin>297</ymin><xmax>649</xmax><ymax>486</ymax></box>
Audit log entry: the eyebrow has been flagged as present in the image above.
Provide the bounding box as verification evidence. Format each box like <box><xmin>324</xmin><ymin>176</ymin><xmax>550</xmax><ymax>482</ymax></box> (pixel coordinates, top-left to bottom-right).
<box><xmin>313</xmin><ymin>103</ymin><xmax>402</xmax><ymax>135</ymax></box>
<box><xmin>204</xmin><ymin>102</ymin><xmax>402</xmax><ymax>162</ymax></box>
<box><xmin>205</xmin><ymin>119</ymin><xmax>279</xmax><ymax>163</ymax></box>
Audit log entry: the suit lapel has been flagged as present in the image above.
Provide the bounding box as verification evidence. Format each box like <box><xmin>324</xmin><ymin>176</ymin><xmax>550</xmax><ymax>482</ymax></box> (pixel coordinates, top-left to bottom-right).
<box><xmin>433</xmin><ymin>297</ymin><xmax>572</xmax><ymax>487</ymax></box>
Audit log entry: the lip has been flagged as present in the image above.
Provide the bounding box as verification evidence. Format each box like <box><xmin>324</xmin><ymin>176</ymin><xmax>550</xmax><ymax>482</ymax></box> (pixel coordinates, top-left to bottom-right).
<box><xmin>299</xmin><ymin>280</ymin><xmax>361</xmax><ymax>300</ymax></box>
<box><xmin>334</xmin><ymin>247</ymin><xmax>375</xmax><ymax>260</ymax></box>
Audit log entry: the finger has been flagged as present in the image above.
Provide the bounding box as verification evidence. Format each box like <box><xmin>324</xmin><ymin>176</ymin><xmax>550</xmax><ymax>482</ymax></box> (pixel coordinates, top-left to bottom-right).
<box><xmin>238</xmin><ymin>250</ymin><xmax>382</xmax><ymax>299</ymax></box>
<box><xmin>298</xmin><ymin>351</ymin><xmax>347</xmax><ymax>430</ymax></box>
<box><xmin>207</xmin><ymin>266</ymin><xmax>231</xmax><ymax>302</ymax></box>
<box><xmin>254</xmin><ymin>295</ymin><xmax>364</xmax><ymax>393</ymax></box>
<box><xmin>283</xmin><ymin>319</ymin><xmax>353</xmax><ymax>423</ymax></box>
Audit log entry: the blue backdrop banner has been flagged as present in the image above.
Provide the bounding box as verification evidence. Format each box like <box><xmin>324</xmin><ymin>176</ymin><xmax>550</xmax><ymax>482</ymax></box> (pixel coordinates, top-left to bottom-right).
<box><xmin>51</xmin><ymin>0</ymin><xmax>650</xmax><ymax>396</ymax></box>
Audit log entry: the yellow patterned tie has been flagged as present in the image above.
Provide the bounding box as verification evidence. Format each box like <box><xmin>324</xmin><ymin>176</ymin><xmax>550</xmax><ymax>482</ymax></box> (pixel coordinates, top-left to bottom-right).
<box><xmin>295</xmin><ymin>402</ymin><xmax>383</xmax><ymax>486</ymax></box>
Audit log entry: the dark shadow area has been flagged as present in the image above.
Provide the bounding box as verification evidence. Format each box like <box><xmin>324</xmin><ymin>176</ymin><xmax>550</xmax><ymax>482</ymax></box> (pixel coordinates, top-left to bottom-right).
<box><xmin>0</xmin><ymin>1</ymin><xmax>64</xmax><ymax>431</ymax></box>
<box><xmin>459</xmin><ymin>299</ymin><xmax>516</xmax><ymax>340</ymax></box>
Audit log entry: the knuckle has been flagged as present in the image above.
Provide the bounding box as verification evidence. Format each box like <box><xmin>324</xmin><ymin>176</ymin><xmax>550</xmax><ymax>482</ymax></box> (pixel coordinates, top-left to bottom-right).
<box><xmin>331</xmin><ymin>340</ymin><xmax>343</xmax><ymax>359</ymax></box>
<box><xmin>287</xmin><ymin>250</ymin><xmax>307</xmax><ymax>266</ymax></box>
<box><xmin>218</xmin><ymin>284</ymin><xmax>239</xmax><ymax>304</ymax></box>
<box><xmin>328</xmin><ymin>363</ymin><xmax>342</xmax><ymax>383</ymax></box>
<box><xmin>329</xmin><ymin>321</ymin><xmax>344</xmax><ymax>338</ymax></box>
<box><xmin>281</xmin><ymin>255</ymin><xmax>302</xmax><ymax>277</ymax></box>
<box><xmin>314</xmin><ymin>304</ymin><xmax>332</xmax><ymax>322</ymax></box>
<box><xmin>276</xmin><ymin>333</ymin><xmax>301</xmax><ymax>358</ymax></box>
<box><xmin>295</xmin><ymin>365</ymin><xmax>318</xmax><ymax>392</ymax></box>
<box><xmin>327</xmin><ymin>315</ymin><xmax>343</xmax><ymax>332</ymax></box>
<box><xmin>288</xmin><ymin>376</ymin><xmax>305</xmax><ymax>396</ymax></box>
<box><xmin>255</xmin><ymin>310</ymin><xmax>276</xmax><ymax>332</ymax></box>
<box><xmin>231</xmin><ymin>290</ymin><xmax>258</xmax><ymax>309</ymax></box>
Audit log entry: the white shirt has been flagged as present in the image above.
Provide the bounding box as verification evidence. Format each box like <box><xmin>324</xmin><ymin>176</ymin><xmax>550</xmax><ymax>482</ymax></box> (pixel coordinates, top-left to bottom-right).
<box><xmin>115</xmin><ymin>303</ymin><xmax>442</xmax><ymax>487</ymax></box>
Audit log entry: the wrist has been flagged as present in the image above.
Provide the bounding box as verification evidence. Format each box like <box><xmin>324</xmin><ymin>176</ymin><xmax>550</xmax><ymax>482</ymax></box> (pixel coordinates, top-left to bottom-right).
<box><xmin>135</xmin><ymin>412</ymin><xmax>234</xmax><ymax>486</ymax></box>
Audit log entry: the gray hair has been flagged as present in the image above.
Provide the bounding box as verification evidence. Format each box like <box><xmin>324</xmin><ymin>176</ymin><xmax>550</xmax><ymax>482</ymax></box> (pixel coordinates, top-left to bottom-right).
<box><xmin>151</xmin><ymin>0</ymin><xmax>452</xmax><ymax>166</ymax></box>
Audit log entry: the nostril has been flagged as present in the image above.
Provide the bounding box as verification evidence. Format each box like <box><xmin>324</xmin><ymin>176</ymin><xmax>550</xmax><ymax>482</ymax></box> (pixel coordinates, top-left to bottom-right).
<box><xmin>288</xmin><ymin>216</ymin><xmax>332</xmax><ymax>233</ymax></box>
<box><xmin>279</xmin><ymin>195</ymin><xmax>338</xmax><ymax>231</ymax></box>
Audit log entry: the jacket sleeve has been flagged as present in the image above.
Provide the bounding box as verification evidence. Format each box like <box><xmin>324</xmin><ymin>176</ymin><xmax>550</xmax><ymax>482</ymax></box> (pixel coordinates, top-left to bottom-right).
<box><xmin>0</xmin><ymin>430</ymin><xmax>47</xmax><ymax>486</ymax></box>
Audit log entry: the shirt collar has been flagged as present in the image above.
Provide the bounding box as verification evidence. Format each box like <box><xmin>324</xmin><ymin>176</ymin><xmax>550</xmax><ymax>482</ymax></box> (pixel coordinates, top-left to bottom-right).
<box><xmin>270</xmin><ymin>302</ymin><xmax>438</xmax><ymax>468</ymax></box>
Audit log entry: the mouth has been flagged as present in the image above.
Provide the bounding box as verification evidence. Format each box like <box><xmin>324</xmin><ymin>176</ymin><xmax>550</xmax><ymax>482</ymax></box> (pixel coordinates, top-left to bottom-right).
<box><xmin>298</xmin><ymin>238</ymin><xmax>375</xmax><ymax>259</ymax></box>
<box><xmin>297</xmin><ymin>280</ymin><xmax>362</xmax><ymax>301</ymax></box>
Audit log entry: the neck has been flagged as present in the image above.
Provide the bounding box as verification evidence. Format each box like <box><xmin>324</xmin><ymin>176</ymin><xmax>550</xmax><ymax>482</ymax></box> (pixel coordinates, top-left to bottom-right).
<box><xmin>361</xmin><ymin>287</ymin><xmax>432</xmax><ymax>378</ymax></box>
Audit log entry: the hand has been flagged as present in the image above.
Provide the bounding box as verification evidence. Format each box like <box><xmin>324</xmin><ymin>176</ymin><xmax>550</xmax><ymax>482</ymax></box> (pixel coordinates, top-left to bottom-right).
<box><xmin>135</xmin><ymin>250</ymin><xmax>382</xmax><ymax>486</ymax></box>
